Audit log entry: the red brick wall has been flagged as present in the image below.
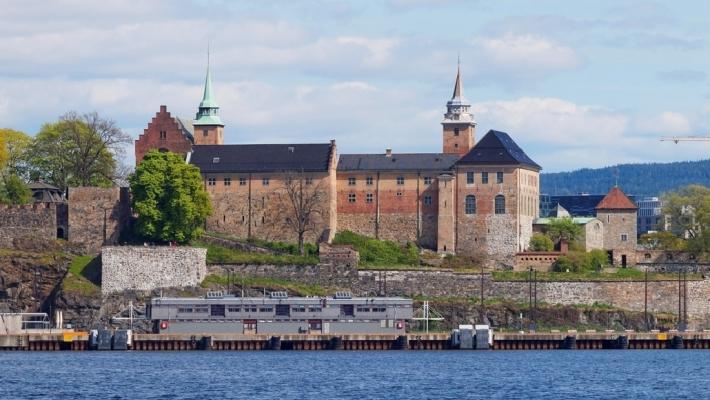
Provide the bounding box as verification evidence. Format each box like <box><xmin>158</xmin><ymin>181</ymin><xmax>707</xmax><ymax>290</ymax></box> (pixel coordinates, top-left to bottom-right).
<box><xmin>135</xmin><ymin>105</ymin><xmax>193</xmax><ymax>164</ymax></box>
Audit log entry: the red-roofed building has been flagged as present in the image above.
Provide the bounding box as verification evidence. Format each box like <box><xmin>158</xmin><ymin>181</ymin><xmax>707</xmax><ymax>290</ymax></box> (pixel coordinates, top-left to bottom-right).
<box><xmin>596</xmin><ymin>186</ymin><xmax>638</xmax><ymax>267</ymax></box>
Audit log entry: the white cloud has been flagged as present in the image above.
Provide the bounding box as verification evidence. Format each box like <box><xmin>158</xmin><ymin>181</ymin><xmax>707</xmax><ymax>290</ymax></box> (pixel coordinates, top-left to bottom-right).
<box><xmin>635</xmin><ymin>111</ymin><xmax>691</xmax><ymax>134</ymax></box>
<box><xmin>470</xmin><ymin>34</ymin><xmax>582</xmax><ymax>81</ymax></box>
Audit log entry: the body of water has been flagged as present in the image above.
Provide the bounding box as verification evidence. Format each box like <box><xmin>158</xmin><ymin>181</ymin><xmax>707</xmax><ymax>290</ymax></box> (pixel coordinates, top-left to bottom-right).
<box><xmin>1</xmin><ymin>350</ymin><xmax>708</xmax><ymax>399</ymax></box>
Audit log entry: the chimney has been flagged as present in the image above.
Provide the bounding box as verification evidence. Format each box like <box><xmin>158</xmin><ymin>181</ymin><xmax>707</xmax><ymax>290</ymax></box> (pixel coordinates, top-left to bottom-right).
<box><xmin>385</xmin><ymin>148</ymin><xmax>392</xmax><ymax>157</ymax></box>
<box><xmin>160</xmin><ymin>105</ymin><xmax>167</xmax><ymax>112</ymax></box>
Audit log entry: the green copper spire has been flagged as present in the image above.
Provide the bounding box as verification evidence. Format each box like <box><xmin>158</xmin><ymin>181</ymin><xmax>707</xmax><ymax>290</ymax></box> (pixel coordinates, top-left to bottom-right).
<box><xmin>194</xmin><ymin>47</ymin><xmax>223</xmax><ymax>126</ymax></box>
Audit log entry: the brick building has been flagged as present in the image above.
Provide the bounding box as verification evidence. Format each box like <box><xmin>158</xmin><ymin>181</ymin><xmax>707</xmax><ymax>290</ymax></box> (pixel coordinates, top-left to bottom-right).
<box><xmin>135</xmin><ymin>62</ymin><xmax>542</xmax><ymax>266</ymax></box>
<box><xmin>595</xmin><ymin>186</ymin><xmax>638</xmax><ymax>267</ymax></box>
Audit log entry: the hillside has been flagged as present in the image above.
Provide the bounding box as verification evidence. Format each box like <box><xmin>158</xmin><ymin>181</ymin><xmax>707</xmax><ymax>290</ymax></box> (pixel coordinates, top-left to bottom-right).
<box><xmin>541</xmin><ymin>159</ymin><xmax>710</xmax><ymax>197</ymax></box>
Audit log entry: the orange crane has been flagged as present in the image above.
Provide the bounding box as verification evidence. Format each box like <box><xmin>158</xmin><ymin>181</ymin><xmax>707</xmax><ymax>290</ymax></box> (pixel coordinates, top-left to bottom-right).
<box><xmin>660</xmin><ymin>136</ymin><xmax>710</xmax><ymax>143</ymax></box>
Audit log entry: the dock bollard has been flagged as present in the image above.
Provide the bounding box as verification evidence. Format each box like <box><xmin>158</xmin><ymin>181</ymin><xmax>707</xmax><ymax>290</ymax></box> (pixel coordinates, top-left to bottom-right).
<box><xmin>329</xmin><ymin>337</ymin><xmax>343</xmax><ymax>350</ymax></box>
<box><xmin>671</xmin><ymin>335</ymin><xmax>684</xmax><ymax>350</ymax></box>
<box><xmin>269</xmin><ymin>336</ymin><xmax>282</xmax><ymax>350</ymax></box>
<box><xmin>616</xmin><ymin>335</ymin><xmax>629</xmax><ymax>350</ymax></box>
<box><xmin>562</xmin><ymin>335</ymin><xmax>577</xmax><ymax>350</ymax></box>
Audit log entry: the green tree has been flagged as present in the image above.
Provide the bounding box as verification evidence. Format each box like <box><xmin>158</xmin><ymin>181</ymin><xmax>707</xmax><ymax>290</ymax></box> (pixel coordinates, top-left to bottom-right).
<box><xmin>529</xmin><ymin>233</ymin><xmax>554</xmax><ymax>251</ymax></box>
<box><xmin>0</xmin><ymin>129</ymin><xmax>32</xmax><ymax>176</ymax></box>
<box><xmin>129</xmin><ymin>150</ymin><xmax>212</xmax><ymax>244</ymax></box>
<box><xmin>639</xmin><ymin>231</ymin><xmax>687</xmax><ymax>251</ymax></box>
<box><xmin>663</xmin><ymin>184</ymin><xmax>709</xmax><ymax>256</ymax></box>
<box><xmin>29</xmin><ymin>112</ymin><xmax>131</xmax><ymax>190</ymax></box>
<box><xmin>545</xmin><ymin>217</ymin><xmax>583</xmax><ymax>245</ymax></box>
<box><xmin>0</xmin><ymin>174</ymin><xmax>31</xmax><ymax>205</ymax></box>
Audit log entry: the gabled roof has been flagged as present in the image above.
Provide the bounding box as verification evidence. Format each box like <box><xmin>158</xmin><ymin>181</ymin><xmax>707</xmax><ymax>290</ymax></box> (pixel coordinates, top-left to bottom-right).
<box><xmin>174</xmin><ymin>117</ymin><xmax>195</xmax><ymax>143</ymax></box>
<box><xmin>190</xmin><ymin>143</ymin><xmax>333</xmax><ymax>173</ymax></box>
<box><xmin>457</xmin><ymin>130</ymin><xmax>541</xmax><ymax>170</ymax></box>
<box><xmin>595</xmin><ymin>187</ymin><xmax>637</xmax><ymax>210</ymax></box>
<box><xmin>337</xmin><ymin>153</ymin><xmax>458</xmax><ymax>172</ymax></box>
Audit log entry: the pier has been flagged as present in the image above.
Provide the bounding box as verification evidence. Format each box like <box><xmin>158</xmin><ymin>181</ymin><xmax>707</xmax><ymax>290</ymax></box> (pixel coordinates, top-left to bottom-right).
<box><xmin>3</xmin><ymin>330</ymin><xmax>710</xmax><ymax>351</ymax></box>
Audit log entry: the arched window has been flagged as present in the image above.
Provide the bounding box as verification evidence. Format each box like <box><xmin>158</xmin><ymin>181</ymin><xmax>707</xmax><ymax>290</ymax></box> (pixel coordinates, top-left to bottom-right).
<box><xmin>495</xmin><ymin>195</ymin><xmax>505</xmax><ymax>214</ymax></box>
<box><xmin>465</xmin><ymin>195</ymin><xmax>476</xmax><ymax>215</ymax></box>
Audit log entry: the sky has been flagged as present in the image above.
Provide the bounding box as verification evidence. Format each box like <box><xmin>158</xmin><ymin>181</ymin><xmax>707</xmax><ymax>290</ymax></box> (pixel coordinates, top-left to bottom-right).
<box><xmin>1</xmin><ymin>0</ymin><xmax>710</xmax><ymax>172</ymax></box>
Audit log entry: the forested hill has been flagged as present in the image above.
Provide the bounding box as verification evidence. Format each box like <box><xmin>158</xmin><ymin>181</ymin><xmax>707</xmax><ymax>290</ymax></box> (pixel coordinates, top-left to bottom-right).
<box><xmin>540</xmin><ymin>159</ymin><xmax>710</xmax><ymax>197</ymax></box>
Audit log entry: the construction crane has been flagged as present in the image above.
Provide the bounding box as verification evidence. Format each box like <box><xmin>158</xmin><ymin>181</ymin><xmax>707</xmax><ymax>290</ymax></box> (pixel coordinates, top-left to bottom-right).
<box><xmin>660</xmin><ymin>136</ymin><xmax>710</xmax><ymax>144</ymax></box>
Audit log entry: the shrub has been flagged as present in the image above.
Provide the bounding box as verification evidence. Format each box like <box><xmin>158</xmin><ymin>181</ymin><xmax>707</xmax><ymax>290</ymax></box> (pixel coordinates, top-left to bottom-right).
<box><xmin>333</xmin><ymin>230</ymin><xmax>419</xmax><ymax>266</ymax></box>
<box><xmin>553</xmin><ymin>250</ymin><xmax>609</xmax><ymax>273</ymax></box>
<box><xmin>529</xmin><ymin>233</ymin><xmax>554</xmax><ymax>251</ymax></box>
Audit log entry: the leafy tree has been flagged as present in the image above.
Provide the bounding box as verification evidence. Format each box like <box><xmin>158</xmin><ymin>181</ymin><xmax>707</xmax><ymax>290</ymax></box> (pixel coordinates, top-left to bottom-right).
<box><xmin>129</xmin><ymin>150</ymin><xmax>212</xmax><ymax>244</ymax></box>
<box><xmin>545</xmin><ymin>217</ymin><xmax>583</xmax><ymax>245</ymax></box>
<box><xmin>0</xmin><ymin>129</ymin><xmax>32</xmax><ymax>176</ymax></box>
<box><xmin>0</xmin><ymin>174</ymin><xmax>31</xmax><ymax>205</ymax></box>
<box><xmin>529</xmin><ymin>233</ymin><xmax>554</xmax><ymax>251</ymax></box>
<box><xmin>639</xmin><ymin>231</ymin><xmax>687</xmax><ymax>251</ymax></box>
<box><xmin>29</xmin><ymin>112</ymin><xmax>131</xmax><ymax>190</ymax></box>
<box><xmin>663</xmin><ymin>184</ymin><xmax>710</xmax><ymax>257</ymax></box>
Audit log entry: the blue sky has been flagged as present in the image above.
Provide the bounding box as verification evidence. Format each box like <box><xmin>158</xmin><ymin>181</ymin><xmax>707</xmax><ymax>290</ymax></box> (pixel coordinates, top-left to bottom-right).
<box><xmin>1</xmin><ymin>0</ymin><xmax>709</xmax><ymax>171</ymax></box>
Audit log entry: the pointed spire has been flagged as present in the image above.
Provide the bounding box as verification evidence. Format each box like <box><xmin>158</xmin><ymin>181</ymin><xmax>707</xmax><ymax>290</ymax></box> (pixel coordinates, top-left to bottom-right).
<box><xmin>452</xmin><ymin>55</ymin><xmax>462</xmax><ymax>100</ymax></box>
<box><xmin>200</xmin><ymin>46</ymin><xmax>218</xmax><ymax>108</ymax></box>
<box><xmin>194</xmin><ymin>45</ymin><xmax>223</xmax><ymax>126</ymax></box>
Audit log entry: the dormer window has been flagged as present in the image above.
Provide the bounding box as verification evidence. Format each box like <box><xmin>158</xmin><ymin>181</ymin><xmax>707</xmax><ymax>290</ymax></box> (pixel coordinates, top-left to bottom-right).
<box><xmin>212</xmin><ymin>157</ymin><xmax>220</xmax><ymax>164</ymax></box>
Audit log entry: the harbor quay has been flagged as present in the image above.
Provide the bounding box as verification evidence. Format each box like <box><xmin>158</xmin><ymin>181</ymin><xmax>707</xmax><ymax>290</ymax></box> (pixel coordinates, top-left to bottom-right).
<box><xmin>3</xmin><ymin>330</ymin><xmax>710</xmax><ymax>352</ymax></box>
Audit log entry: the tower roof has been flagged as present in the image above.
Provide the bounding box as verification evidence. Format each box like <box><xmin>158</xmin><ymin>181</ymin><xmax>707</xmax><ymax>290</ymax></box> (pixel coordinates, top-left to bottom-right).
<box><xmin>595</xmin><ymin>187</ymin><xmax>637</xmax><ymax>210</ymax></box>
<box><xmin>199</xmin><ymin>56</ymin><xmax>218</xmax><ymax>108</ymax></box>
<box><xmin>194</xmin><ymin>51</ymin><xmax>223</xmax><ymax>126</ymax></box>
<box><xmin>456</xmin><ymin>130</ymin><xmax>541</xmax><ymax>170</ymax></box>
<box><xmin>447</xmin><ymin>62</ymin><xmax>468</xmax><ymax>106</ymax></box>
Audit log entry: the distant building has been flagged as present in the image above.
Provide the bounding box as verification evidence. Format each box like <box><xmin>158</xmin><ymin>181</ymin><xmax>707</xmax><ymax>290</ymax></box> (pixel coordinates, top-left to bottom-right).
<box><xmin>636</xmin><ymin>196</ymin><xmax>663</xmax><ymax>235</ymax></box>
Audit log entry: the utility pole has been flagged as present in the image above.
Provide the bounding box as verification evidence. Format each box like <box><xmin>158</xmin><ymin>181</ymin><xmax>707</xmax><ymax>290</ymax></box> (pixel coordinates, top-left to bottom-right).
<box><xmin>533</xmin><ymin>269</ymin><xmax>537</xmax><ymax>332</ymax></box>
<box><xmin>644</xmin><ymin>267</ymin><xmax>649</xmax><ymax>331</ymax></box>
<box><xmin>480</xmin><ymin>264</ymin><xmax>485</xmax><ymax>320</ymax></box>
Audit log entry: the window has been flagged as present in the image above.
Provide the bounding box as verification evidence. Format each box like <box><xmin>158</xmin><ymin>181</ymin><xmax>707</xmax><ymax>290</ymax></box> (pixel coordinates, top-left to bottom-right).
<box><xmin>259</xmin><ymin>307</ymin><xmax>273</xmax><ymax>313</ymax></box>
<box><xmin>262</xmin><ymin>177</ymin><xmax>270</xmax><ymax>186</ymax></box>
<box><xmin>366</xmin><ymin>176</ymin><xmax>373</xmax><ymax>185</ymax></box>
<box><xmin>348</xmin><ymin>193</ymin><xmax>356</xmax><ymax>203</ymax></box>
<box><xmin>496</xmin><ymin>172</ymin><xmax>504</xmax><ymax>184</ymax></box>
<box><xmin>292</xmin><ymin>305</ymin><xmax>306</xmax><ymax>313</ymax></box>
<box><xmin>194</xmin><ymin>305</ymin><xmax>208</xmax><ymax>313</ymax></box>
<box><xmin>481</xmin><ymin>172</ymin><xmax>489</xmax><ymax>184</ymax></box>
<box><xmin>305</xmin><ymin>177</ymin><xmax>313</xmax><ymax>185</ymax></box>
<box><xmin>177</xmin><ymin>306</ymin><xmax>193</xmax><ymax>313</ymax></box>
<box><xmin>227</xmin><ymin>306</ymin><xmax>241</xmax><ymax>313</ymax></box>
<box><xmin>465</xmin><ymin>195</ymin><xmax>476</xmax><ymax>215</ymax></box>
<box><xmin>495</xmin><ymin>195</ymin><xmax>505</xmax><ymax>214</ymax></box>
<box><xmin>212</xmin><ymin>157</ymin><xmax>220</xmax><ymax>164</ymax></box>
<box><xmin>203</xmin><ymin>129</ymin><xmax>209</xmax><ymax>137</ymax></box>
<box><xmin>424</xmin><ymin>195</ymin><xmax>432</xmax><ymax>205</ymax></box>
<box><xmin>454</xmin><ymin>127</ymin><xmax>460</xmax><ymax>136</ymax></box>
<box><xmin>207</xmin><ymin>178</ymin><xmax>216</xmax><ymax>186</ymax></box>
<box><xmin>348</xmin><ymin>177</ymin><xmax>356</xmax><ymax>186</ymax></box>
<box><xmin>366</xmin><ymin>193</ymin><xmax>374</xmax><ymax>203</ymax></box>
<box><xmin>397</xmin><ymin>176</ymin><xmax>405</xmax><ymax>185</ymax></box>
<box><xmin>239</xmin><ymin>177</ymin><xmax>247</xmax><ymax>186</ymax></box>
<box><xmin>396</xmin><ymin>191</ymin><xmax>403</xmax><ymax>197</ymax></box>
<box><xmin>275</xmin><ymin>304</ymin><xmax>290</xmax><ymax>316</ymax></box>
<box><xmin>211</xmin><ymin>304</ymin><xmax>226</xmax><ymax>317</ymax></box>
<box><xmin>466</xmin><ymin>172</ymin><xmax>474</xmax><ymax>184</ymax></box>
<box><xmin>424</xmin><ymin>176</ymin><xmax>432</xmax><ymax>185</ymax></box>
<box><xmin>621</xmin><ymin>234</ymin><xmax>628</xmax><ymax>242</ymax></box>
<box><xmin>308</xmin><ymin>306</ymin><xmax>322</xmax><ymax>313</ymax></box>
<box><xmin>224</xmin><ymin>177</ymin><xmax>231</xmax><ymax>186</ymax></box>
<box><xmin>159</xmin><ymin>130</ymin><xmax>167</xmax><ymax>140</ymax></box>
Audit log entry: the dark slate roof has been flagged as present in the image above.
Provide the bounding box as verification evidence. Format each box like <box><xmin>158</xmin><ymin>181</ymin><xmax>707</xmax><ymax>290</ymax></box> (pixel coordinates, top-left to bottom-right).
<box><xmin>457</xmin><ymin>130</ymin><xmax>541</xmax><ymax>170</ymax></box>
<box><xmin>190</xmin><ymin>144</ymin><xmax>333</xmax><ymax>173</ymax></box>
<box><xmin>337</xmin><ymin>153</ymin><xmax>459</xmax><ymax>171</ymax></box>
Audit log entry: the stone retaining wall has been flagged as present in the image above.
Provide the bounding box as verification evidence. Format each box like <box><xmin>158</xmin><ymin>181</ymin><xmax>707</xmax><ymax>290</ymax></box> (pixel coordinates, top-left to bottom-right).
<box><xmin>102</xmin><ymin>246</ymin><xmax>207</xmax><ymax>295</ymax></box>
<box><xmin>0</xmin><ymin>203</ymin><xmax>57</xmax><ymax>248</ymax></box>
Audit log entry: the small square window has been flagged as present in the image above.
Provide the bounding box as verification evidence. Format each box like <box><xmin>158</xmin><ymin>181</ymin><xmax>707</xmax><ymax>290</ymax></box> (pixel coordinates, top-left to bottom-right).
<box><xmin>262</xmin><ymin>178</ymin><xmax>270</xmax><ymax>186</ymax></box>
<box><xmin>366</xmin><ymin>193</ymin><xmax>374</xmax><ymax>203</ymax></box>
<box><xmin>366</xmin><ymin>176</ymin><xmax>373</xmax><ymax>185</ymax></box>
<box><xmin>305</xmin><ymin>177</ymin><xmax>313</xmax><ymax>185</ymax></box>
<box><xmin>424</xmin><ymin>195</ymin><xmax>432</xmax><ymax>205</ymax></box>
<box><xmin>207</xmin><ymin>178</ymin><xmax>216</xmax><ymax>186</ymax></box>
<box><xmin>424</xmin><ymin>176</ymin><xmax>432</xmax><ymax>185</ymax></box>
<box><xmin>481</xmin><ymin>172</ymin><xmax>489</xmax><ymax>184</ymax></box>
<box><xmin>348</xmin><ymin>193</ymin><xmax>356</xmax><ymax>203</ymax></box>
<box><xmin>454</xmin><ymin>127</ymin><xmax>460</xmax><ymax>136</ymax></box>
<box><xmin>224</xmin><ymin>177</ymin><xmax>231</xmax><ymax>186</ymax></box>
<box><xmin>159</xmin><ymin>130</ymin><xmax>167</xmax><ymax>140</ymax></box>
<box><xmin>497</xmin><ymin>172</ymin><xmax>504</xmax><ymax>184</ymax></box>
<box><xmin>203</xmin><ymin>129</ymin><xmax>209</xmax><ymax>137</ymax></box>
<box><xmin>466</xmin><ymin>172</ymin><xmax>474</xmax><ymax>184</ymax></box>
<box><xmin>621</xmin><ymin>234</ymin><xmax>628</xmax><ymax>242</ymax></box>
<box><xmin>396</xmin><ymin>176</ymin><xmax>404</xmax><ymax>185</ymax></box>
<box><xmin>239</xmin><ymin>177</ymin><xmax>247</xmax><ymax>186</ymax></box>
<box><xmin>348</xmin><ymin>177</ymin><xmax>356</xmax><ymax>186</ymax></box>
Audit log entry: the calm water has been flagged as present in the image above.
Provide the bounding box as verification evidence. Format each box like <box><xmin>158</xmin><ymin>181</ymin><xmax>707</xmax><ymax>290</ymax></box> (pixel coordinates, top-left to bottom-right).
<box><xmin>1</xmin><ymin>351</ymin><xmax>709</xmax><ymax>399</ymax></box>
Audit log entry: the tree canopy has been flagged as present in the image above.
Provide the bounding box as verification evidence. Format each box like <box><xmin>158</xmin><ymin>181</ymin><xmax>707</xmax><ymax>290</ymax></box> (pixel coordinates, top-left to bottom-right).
<box><xmin>29</xmin><ymin>112</ymin><xmax>131</xmax><ymax>190</ymax></box>
<box><xmin>662</xmin><ymin>184</ymin><xmax>710</xmax><ymax>257</ymax></box>
<box><xmin>545</xmin><ymin>217</ymin><xmax>583</xmax><ymax>245</ymax></box>
<box><xmin>0</xmin><ymin>128</ymin><xmax>32</xmax><ymax>176</ymax></box>
<box><xmin>129</xmin><ymin>150</ymin><xmax>212</xmax><ymax>244</ymax></box>
<box><xmin>0</xmin><ymin>174</ymin><xmax>31</xmax><ymax>205</ymax></box>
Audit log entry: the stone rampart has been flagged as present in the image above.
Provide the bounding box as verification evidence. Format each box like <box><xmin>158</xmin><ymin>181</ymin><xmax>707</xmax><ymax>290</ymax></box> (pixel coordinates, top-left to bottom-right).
<box><xmin>0</xmin><ymin>203</ymin><xmax>57</xmax><ymax>248</ymax></box>
<box><xmin>101</xmin><ymin>246</ymin><xmax>207</xmax><ymax>295</ymax></box>
<box><xmin>208</xmin><ymin>263</ymin><xmax>358</xmax><ymax>287</ymax></box>
<box><xmin>68</xmin><ymin>187</ymin><xmax>130</xmax><ymax>254</ymax></box>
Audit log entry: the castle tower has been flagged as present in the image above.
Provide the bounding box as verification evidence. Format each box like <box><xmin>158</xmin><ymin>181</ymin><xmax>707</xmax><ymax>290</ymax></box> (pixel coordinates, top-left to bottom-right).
<box><xmin>595</xmin><ymin>186</ymin><xmax>638</xmax><ymax>267</ymax></box>
<box><xmin>193</xmin><ymin>53</ymin><xmax>224</xmax><ymax>145</ymax></box>
<box><xmin>442</xmin><ymin>62</ymin><xmax>475</xmax><ymax>156</ymax></box>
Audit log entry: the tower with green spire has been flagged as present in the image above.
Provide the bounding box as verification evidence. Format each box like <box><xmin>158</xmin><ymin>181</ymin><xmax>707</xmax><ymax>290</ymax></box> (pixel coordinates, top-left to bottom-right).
<box><xmin>194</xmin><ymin>51</ymin><xmax>224</xmax><ymax>145</ymax></box>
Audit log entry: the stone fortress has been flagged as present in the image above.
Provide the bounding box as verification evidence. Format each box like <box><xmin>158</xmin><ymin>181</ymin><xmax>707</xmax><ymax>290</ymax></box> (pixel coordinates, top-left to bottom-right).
<box><xmin>133</xmin><ymin>61</ymin><xmax>637</xmax><ymax>267</ymax></box>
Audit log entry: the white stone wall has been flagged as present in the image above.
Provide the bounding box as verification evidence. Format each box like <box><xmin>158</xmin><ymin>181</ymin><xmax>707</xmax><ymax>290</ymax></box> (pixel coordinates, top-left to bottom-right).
<box><xmin>101</xmin><ymin>246</ymin><xmax>207</xmax><ymax>295</ymax></box>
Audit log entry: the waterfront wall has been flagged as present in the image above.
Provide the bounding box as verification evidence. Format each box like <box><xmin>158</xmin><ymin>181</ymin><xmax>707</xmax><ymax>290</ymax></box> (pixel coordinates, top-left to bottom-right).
<box><xmin>102</xmin><ymin>246</ymin><xmax>207</xmax><ymax>295</ymax></box>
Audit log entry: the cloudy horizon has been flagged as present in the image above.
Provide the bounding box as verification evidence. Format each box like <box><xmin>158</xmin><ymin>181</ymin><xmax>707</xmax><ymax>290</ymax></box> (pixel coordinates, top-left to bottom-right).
<box><xmin>1</xmin><ymin>0</ymin><xmax>709</xmax><ymax>172</ymax></box>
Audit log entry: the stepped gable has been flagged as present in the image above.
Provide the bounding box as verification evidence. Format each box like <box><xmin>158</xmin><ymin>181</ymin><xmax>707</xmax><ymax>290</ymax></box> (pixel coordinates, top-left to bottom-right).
<box><xmin>457</xmin><ymin>129</ymin><xmax>541</xmax><ymax>170</ymax></box>
<box><xmin>595</xmin><ymin>187</ymin><xmax>637</xmax><ymax>210</ymax></box>
<box><xmin>337</xmin><ymin>153</ymin><xmax>458</xmax><ymax>171</ymax></box>
<box><xmin>190</xmin><ymin>143</ymin><xmax>333</xmax><ymax>173</ymax></box>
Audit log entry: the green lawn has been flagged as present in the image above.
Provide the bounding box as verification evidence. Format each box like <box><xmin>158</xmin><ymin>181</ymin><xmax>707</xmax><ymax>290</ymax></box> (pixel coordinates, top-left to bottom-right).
<box><xmin>62</xmin><ymin>255</ymin><xmax>101</xmax><ymax>296</ymax></box>
<box><xmin>193</xmin><ymin>241</ymin><xmax>319</xmax><ymax>265</ymax></box>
